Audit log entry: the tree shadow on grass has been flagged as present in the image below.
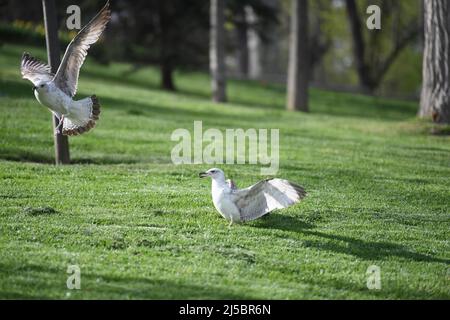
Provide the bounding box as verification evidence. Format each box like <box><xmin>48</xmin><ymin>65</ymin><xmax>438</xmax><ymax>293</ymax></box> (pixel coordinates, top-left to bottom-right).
<box><xmin>85</xmin><ymin>274</ymin><xmax>255</xmax><ymax>299</ymax></box>
<box><xmin>252</xmin><ymin>213</ymin><xmax>315</xmax><ymax>233</ymax></box>
<box><xmin>2</xmin><ymin>70</ymin><xmax>418</xmax><ymax>135</ymax></box>
<box><xmin>2</xmin><ymin>79</ymin><xmax>271</xmax><ymax>127</ymax></box>
<box><xmin>253</xmin><ymin>215</ymin><xmax>450</xmax><ymax>265</ymax></box>
<box><xmin>97</xmin><ymin>94</ymin><xmax>264</xmax><ymax>126</ymax></box>
<box><xmin>0</xmin><ymin>262</ymin><xmax>254</xmax><ymax>299</ymax></box>
<box><xmin>0</xmin><ymin>149</ymin><xmax>55</xmax><ymax>164</ymax></box>
<box><xmin>1</xmin><ymin>277</ymin><xmax>254</xmax><ymax>299</ymax></box>
<box><xmin>0</xmin><ymin>148</ymin><xmax>143</xmax><ymax>165</ymax></box>
<box><xmin>83</xmin><ymin>65</ymin><xmax>418</xmax><ymax>121</ymax></box>
<box><xmin>300</xmin><ymin>272</ymin><xmax>450</xmax><ymax>299</ymax></box>
<box><xmin>82</xmin><ymin>68</ymin><xmax>287</xmax><ymax>112</ymax></box>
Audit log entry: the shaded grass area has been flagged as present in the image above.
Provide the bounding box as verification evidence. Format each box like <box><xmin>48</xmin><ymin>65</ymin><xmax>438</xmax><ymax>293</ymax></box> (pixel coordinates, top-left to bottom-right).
<box><xmin>0</xmin><ymin>43</ymin><xmax>449</xmax><ymax>299</ymax></box>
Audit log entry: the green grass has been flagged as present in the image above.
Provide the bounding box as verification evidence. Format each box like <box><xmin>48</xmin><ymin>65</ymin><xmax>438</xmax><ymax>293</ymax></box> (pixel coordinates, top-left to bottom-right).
<box><xmin>0</xmin><ymin>43</ymin><xmax>449</xmax><ymax>299</ymax></box>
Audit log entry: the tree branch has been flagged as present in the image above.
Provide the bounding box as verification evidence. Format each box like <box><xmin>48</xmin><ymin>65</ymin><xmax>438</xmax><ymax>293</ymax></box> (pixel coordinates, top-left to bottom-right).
<box><xmin>374</xmin><ymin>23</ymin><xmax>420</xmax><ymax>85</ymax></box>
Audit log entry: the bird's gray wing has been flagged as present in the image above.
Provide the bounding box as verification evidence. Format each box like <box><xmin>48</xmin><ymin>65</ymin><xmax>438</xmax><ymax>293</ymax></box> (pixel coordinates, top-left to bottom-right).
<box><xmin>20</xmin><ymin>53</ymin><xmax>54</xmax><ymax>85</ymax></box>
<box><xmin>53</xmin><ymin>1</ymin><xmax>111</xmax><ymax>97</ymax></box>
<box><xmin>231</xmin><ymin>179</ymin><xmax>307</xmax><ymax>222</ymax></box>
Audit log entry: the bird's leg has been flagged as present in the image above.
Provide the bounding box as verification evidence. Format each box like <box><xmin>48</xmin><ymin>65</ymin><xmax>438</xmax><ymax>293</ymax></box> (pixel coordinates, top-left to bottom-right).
<box><xmin>54</xmin><ymin>115</ymin><xmax>65</xmax><ymax>135</ymax></box>
<box><xmin>228</xmin><ymin>218</ymin><xmax>234</xmax><ymax>228</ymax></box>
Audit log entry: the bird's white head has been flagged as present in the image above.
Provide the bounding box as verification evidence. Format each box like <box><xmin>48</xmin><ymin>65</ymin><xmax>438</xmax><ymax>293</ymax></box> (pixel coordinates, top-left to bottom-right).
<box><xmin>33</xmin><ymin>81</ymin><xmax>50</xmax><ymax>95</ymax></box>
<box><xmin>199</xmin><ymin>168</ymin><xmax>225</xmax><ymax>181</ymax></box>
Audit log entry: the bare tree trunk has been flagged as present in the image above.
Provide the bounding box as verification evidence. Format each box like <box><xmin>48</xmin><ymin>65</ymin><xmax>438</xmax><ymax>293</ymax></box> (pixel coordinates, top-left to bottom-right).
<box><xmin>309</xmin><ymin>2</ymin><xmax>331</xmax><ymax>84</ymax></box>
<box><xmin>287</xmin><ymin>0</ymin><xmax>309</xmax><ymax>112</ymax></box>
<box><xmin>42</xmin><ymin>0</ymin><xmax>70</xmax><ymax>164</ymax></box>
<box><xmin>246</xmin><ymin>7</ymin><xmax>262</xmax><ymax>80</ymax></box>
<box><xmin>345</xmin><ymin>0</ymin><xmax>373</xmax><ymax>93</ymax></box>
<box><xmin>420</xmin><ymin>0</ymin><xmax>435</xmax><ymax>118</ymax></box>
<box><xmin>158</xmin><ymin>2</ymin><xmax>175</xmax><ymax>91</ymax></box>
<box><xmin>210</xmin><ymin>0</ymin><xmax>227</xmax><ymax>102</ymax></box>
<box><xmin>161</xmin><ymin>58</ymin><xmax>175</xmax><ymax>91</ymax></box>
<box><xmin>235</xmin><ymin>6</ymin><xmax>249</xmax><ymax>78</ymax></box>
<box><xmin>419</xmin><ymin>0</ymin><xmax>450</xmax><ymax>124</ymax></box>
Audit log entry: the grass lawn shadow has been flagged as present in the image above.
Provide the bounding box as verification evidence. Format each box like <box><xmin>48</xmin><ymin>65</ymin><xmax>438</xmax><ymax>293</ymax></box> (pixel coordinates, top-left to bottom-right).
<box><xmin>0</xmin><ymin>148</ymin><xmax>143</xmax><ymax>165</ymax></box>
<box><xmin>0</xmin><ymin>262</ymin><xmax>255</xmax><ymax>299</ymax></box>
<box><xmin>251</xmin><ymin>214</ymin><xmax>315</xmax><ymax>232</ymax></box>
<box><xmin>254</xmin><ymin>215</ymin><xmax>450</xmax><ymax>265</ymax></box>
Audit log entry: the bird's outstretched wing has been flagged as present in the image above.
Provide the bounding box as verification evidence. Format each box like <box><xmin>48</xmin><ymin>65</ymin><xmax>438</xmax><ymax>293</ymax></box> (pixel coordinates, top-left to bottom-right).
<box><xmin>53</xmin><ymin>1</ymin><xmax>111</xmax><ymax>97</ymax></box>
<box><xmin>20</xmin><ymin>53</ymin><xmax>54</xmax><ymax>85</ymax></box>
<box><xmin>231</xmin><ymin>179</ymin><xmax>306</xmax><ymax>222</ymax></box>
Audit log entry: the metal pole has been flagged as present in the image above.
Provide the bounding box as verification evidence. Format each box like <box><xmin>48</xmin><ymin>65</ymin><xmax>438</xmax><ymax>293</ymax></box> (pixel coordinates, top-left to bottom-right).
<box><xmin>42</xmin><ymin>0</ymin><xmax>70</xmax><ymax>164</ymax></box>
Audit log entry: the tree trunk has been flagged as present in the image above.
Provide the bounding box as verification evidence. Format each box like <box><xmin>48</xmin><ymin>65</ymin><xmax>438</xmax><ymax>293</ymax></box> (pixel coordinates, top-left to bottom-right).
<box><xmin>345</xmin><ymin>0</ymin><xmax>373</xmax><ymax>93</ymax></box>
<box><xmin>42</xmin><ymin>0</ymin><xmax>70</xmax><ymax>164</ymax></box>
<box><xmin>161</xmin><ymin>56</ymin><xmax>175</xmax><ymax>91</ymax></box>
<box><xmin>287</xmin><ymin>0</ymin><xmax>309</xmax><ymax>112</ymax></box>
<box><xmin>210</xmin><ymin>0</ymin><xmax>227</xmax><ymax>102</ymax></box>
<box><xmin>235</xmin><ymin>6</ymin><xmax>249</xmax><ymax>78</ymax></box>
<box><xmin>309</xmin><ymin>7</ymin><xmax>330</xmax><ymax>83</ymax></box>
<box><xmin>158</xmin><ymin>2</ymin><xmax>175</xmax><ymax>91</ymax></box>
<box><xmin>419</xmin><ymin>0</ymin><xmax>450</xmax><ymax>123</ymax></box>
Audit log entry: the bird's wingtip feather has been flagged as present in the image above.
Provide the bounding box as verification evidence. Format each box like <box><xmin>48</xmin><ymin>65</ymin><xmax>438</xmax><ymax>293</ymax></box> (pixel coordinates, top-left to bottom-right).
<box><xmin>21</xmin><ymin>52</ymin><xmax>30</xmax><ymax>63</ymax></box>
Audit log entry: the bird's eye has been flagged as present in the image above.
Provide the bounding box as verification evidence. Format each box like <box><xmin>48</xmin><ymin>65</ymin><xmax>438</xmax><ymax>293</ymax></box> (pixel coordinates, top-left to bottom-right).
<box><xmin>211</xmin><ymin>170</ymin><xmax>216</xmax><ymax>173</ymax></box>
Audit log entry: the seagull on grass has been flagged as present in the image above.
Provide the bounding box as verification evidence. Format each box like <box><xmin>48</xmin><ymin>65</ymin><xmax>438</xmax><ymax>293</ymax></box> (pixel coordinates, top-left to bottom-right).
<box><xmin>20</xmin><ymin>1</ymin><xmax>111</xmax><ymax>136</ymax></box>
<box><xmin>199</xmin><ymin>168</ymin><xmax>307</xmax><ymax>226</ymax></box>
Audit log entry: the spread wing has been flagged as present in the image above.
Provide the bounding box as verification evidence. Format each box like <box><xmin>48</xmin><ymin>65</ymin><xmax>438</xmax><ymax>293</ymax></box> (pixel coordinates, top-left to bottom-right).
<box><xmin>20</xmin><ymin>53</ymin><xmax>54</xmax><ymax>86</ymax></box>
<box><xmin>53</xmin><ymin>1</ymin><xmax>111</xmax><ymax>97</ymax></box>
<box><xmin>231</xmin><ymin>179</ymin><xmax>307</xmax><ymax>222</ymax></box>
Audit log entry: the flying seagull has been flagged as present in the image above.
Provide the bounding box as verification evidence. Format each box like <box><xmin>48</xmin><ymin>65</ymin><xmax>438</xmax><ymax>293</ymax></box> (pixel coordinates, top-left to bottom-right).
<box><xmin>20</xmin><ymin>1</ymin><xmax>111</xmax><ymax>136</ymax></box>
<box><xmin>199</xmin><ymin>168</ymin><xmax>307</xmax><ymax>226</ymax></box>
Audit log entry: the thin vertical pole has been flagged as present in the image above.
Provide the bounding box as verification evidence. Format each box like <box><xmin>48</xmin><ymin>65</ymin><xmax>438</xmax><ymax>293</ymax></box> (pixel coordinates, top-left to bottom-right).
<box><xmin>42</xmin><ymin>0</ymin><xmax>70</xmax><ymax>164</ymax></box>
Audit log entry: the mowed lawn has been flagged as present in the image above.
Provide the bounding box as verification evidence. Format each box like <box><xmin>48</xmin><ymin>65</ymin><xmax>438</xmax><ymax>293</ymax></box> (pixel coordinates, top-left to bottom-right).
<box><xmin>0</xmin><ymin>43</ymin><xmax>449</xmax><ymax>299</ymax></box>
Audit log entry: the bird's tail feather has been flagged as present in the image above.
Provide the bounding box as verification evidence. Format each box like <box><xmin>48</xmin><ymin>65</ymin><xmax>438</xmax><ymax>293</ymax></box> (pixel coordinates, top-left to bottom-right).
<box><xmin>91</xmin><ymin>95</ymin><xmax>101</xmax><ymax>121</ymax></box>
<box><xmin>62</xmin><ymin>95</ymin><xmax>101</xmax><ymax>136</ymax></box>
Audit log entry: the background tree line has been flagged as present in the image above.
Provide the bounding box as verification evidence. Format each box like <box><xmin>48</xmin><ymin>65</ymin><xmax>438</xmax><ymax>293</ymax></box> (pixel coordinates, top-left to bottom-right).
<box><xmin>0</xmin><ymin>0</ymin><xmax>448</xmax><ymax>123</ymax></box>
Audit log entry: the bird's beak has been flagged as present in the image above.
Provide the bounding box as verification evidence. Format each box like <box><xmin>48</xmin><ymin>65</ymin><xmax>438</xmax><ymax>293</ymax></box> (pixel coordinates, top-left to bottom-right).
<box><xmin>199</xmin><ymin>172</ymin><xmax>208</xmax><ymax>178</ymax></box>
<box><xmin>32</xmin><ymin>86</ymin><xmax>37</xmax><ymax>92</ymax></box>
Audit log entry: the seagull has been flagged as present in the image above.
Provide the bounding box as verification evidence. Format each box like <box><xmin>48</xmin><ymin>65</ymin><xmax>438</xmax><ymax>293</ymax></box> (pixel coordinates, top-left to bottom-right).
<box><xmin>199</xmin><ymin>168</ymin><xmax>307</xmax><ymax>226</ymax></box>
<box><xmin>20</xmin><ymin>1</ymin><xmax>111</xmax><ymax>136</ymax></box>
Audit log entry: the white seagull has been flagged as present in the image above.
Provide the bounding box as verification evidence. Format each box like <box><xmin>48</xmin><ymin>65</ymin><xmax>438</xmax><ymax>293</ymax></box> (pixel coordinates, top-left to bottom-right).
<box><xmin>20</xmin><ymin>1</ymin><xmax>111</xmax><ymax>136</ymax></box>
<box><xmin>200</xmin><ymin>168</ymin><xmax>307</xmax><ymax>226</ymax></box>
